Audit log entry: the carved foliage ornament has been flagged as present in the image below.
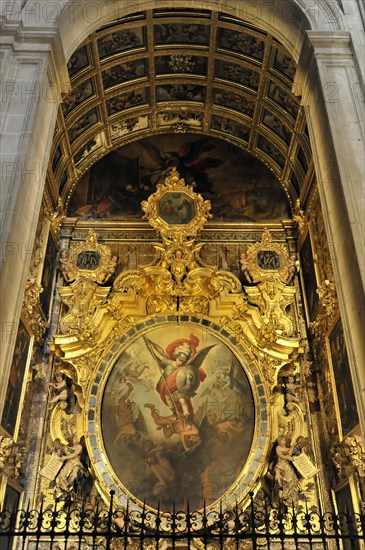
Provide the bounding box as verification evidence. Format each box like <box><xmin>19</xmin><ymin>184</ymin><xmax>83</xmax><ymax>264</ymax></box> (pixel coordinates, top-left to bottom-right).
<box><xmin>21</xmin><ymin>277</ymin><xmax>48</xmax><ymax>342</ymax></box>
<box><xmin>331</xmin><ymin>435</ymin><xmax>365</xmax><ymax>480</ymax></box>
<box><xmin>0</xmin><ymin>436</ymin><xmax>26</xmax><ymax>480</ymax></box>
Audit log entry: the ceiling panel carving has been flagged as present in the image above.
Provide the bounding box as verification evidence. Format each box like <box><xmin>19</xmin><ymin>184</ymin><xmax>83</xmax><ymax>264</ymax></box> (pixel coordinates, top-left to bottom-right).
<box><xmin>47</xmin><ymin>9</ymin><xmax>312</xmax><ymax>212</ymax></box>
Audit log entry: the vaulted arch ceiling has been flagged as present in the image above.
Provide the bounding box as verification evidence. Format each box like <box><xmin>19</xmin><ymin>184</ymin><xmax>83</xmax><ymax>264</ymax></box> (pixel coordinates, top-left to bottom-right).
<box><xmin>48</xmin><ymin>8</ymin><xmax>312</xmax><ymax>214</ymax></box>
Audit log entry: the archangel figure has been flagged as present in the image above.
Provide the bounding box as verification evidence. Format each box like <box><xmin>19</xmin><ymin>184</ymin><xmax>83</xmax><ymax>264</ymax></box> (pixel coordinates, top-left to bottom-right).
<box><xmin>143</xmin><ymin>333</ymin><xmax>215</xmax><ymax>429</ymax></box>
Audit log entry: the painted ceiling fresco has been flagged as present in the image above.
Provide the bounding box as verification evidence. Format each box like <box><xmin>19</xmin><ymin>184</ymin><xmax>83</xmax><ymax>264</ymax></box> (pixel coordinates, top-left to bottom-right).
<box><xmin>48</xmin><ymin>9</ymin><xmax>312</xmax><ymax>210</ymax></box>
<box><xmin>68</xmin><ymin>134</ymin><xmax>290</xmax><ymax>222</ymax></box>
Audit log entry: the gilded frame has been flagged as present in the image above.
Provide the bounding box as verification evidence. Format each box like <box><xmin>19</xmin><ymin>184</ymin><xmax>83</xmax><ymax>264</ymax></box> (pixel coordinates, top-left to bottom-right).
<box><xmin>299</xmin><ymin>225</ymin><xmax>320</xmax><ymax>324</ymax></box>
<box><xmin>332</xmin><ymin>477</ymin><xmax>362</xmax><ymax>550</ymax></box>
<box><xmin>40</xmin><ymin>232</ymin><xmax>57</xmax><ymax>321</ymax></box>
<box><xmin>85</xmin><ymin>315</ymin><xmax>269</xmax><ymax>514</ymax></box>
<box><xmin>326</xmin><ymin>315</ymin><xmax>359</xmax><ymax>440</ymax></box>
<box><xmin>0</xmin><ymin>477</ymin><xmax>23</xmax><ymax>513</ymax></box>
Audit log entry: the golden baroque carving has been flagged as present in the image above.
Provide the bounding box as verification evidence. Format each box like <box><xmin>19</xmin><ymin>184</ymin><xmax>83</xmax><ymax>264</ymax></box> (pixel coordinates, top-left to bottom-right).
<box><xmin>141</xmin><ymin>167</ymin><xmax>212</xmax><ymax>240</ymax></box>
<box><xmin>244</xmin><ymin>228</ymin><xmax>292</xmax><ymax>284</ymax></box>
<box><xmin>310</xmin><ymin>280</ymin><xmax>338</xmax><ymax>343</ymax></box>
<box><xmin>331</xmin><ymin>435</ymin><xmax>365</xmax><ymax>480</ymax></box>
<box><xmin>45</xmin><ymin>197</ymin><xmax>66</xmax><ymax>237</ymax></box>
<box><xmin>22</xmin><ymin>277</ymin><xmax>48</xmax><ymax>342</ymax></box>
<box><xmin>50</xmin><ymin>171</ymin><xmax>302</xmax><ymax>448</ymax></box>
<box><xmin>58</xmin><ymin>278</ymin><xmax>110</xmax><ymax>337</ymax></box>
<box><xmin>316</xmin><ymin>279</ymin><xmax>338</xmax><ymax>322</ymax></box>
<box><xmin>60</xmin><ymin>230</ymin><xmax>117</xmax><ymax>284</ymax></box>
<box><xmin>245</xmin><ymin>277</ymin><xmax>296</xmax><ymax>339</ymax></box>
<box><xmin>0</xmin><ymin>437</ymin><xmax>13</xmax><ymax>471</ymax></box>
<box><xmin>0</xmin><ymin>436</ymin><xmax>26</xmax><ymax>480</ymax></box>
<box><xmin>292</xmin><ymin>199</ymin><xmax>308</xmax><ymax>238</ymax></box>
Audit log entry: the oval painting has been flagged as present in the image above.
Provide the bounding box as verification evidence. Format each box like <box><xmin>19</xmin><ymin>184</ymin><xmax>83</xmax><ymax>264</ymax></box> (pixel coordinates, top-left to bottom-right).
<box><xmin>101</xmin><ymin>324</ymin><xmax>255</xmax><ymax>510</ymax></box>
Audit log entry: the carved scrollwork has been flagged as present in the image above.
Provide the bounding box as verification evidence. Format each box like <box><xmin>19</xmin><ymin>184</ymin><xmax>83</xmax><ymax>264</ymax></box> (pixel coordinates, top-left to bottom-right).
<box><xmin>310</xmin><ymin>279</ymin><xmax>338</xmax><ymax>344</ymax></box>
<box><xmin>245</xmin><ymin>277</ymin><xmax>296</xmax><ymax>338</ymax></box>
<box><xmin>244</xmin><ymin>228</ymin><xmax>293</xmax><ymax>284</ymax></box>
<box><xmin>316</xmin><ymin>279</ymin><xmax>337</xmax><ymax>323</ymax></box>
<box><xmin>58</xmin><ymin>278</ymin><xmax>110</xmax><ymax>335</ymax></box>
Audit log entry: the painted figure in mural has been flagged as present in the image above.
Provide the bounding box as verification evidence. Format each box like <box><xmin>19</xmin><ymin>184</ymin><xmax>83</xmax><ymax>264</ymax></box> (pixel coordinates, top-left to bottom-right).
<box><xmin>144</xmin><ymin>403</ymin><xmax>201</xmax><ymax>453</ymax></box>
<box><xmin>272</xmin><ymin>436</ymin><xmax>299</xmax><ymax>509</ymax></box>
<box><xmin>143</xmin><ymin>440</ymin><xmax>177</xmax><ymax>496</ymax></box>
<box><xmin>54</xmin><ymin>436</ymin><xmax>88</xmax><ymax>500</ymax></box>
<box><xmin>143</xmin><ymin>333</ymin><xmax>215</xmax><ymax>429</ymax></box>
<box><xmin>112</xmin><ymin>375</ymin><xmax>147</xmax><ymax>443</ymax></box>
<box><xmin>138</xmin><ymin>138</ymin><xmax>222</xmax><ymax>194</ymax></box>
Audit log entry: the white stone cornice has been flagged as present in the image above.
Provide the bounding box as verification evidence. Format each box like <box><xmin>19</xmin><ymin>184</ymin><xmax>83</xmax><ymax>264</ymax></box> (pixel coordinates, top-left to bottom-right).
<box><xmin>0</xmin><ymin>19</ymin><xmax>69</xmax><ymax>93</ymax></box>
<box><xmin>306</xmin><ymin>30</ymin><xmax>352</xmax><ymax>54</ymax></box>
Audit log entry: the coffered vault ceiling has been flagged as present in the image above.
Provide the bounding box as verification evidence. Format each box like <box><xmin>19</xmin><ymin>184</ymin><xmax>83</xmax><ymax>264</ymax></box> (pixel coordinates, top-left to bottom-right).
<box><xmin>48</xmin><ymin>8</ymin><xmax>313</xmax><ymax>213</ymax></box>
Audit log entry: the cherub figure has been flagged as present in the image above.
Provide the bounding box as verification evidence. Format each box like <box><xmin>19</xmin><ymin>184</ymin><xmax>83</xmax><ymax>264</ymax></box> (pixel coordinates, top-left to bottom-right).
<box><xmin>59</xmin><ymin>249</ymin><xmax>72</xmax><ymax>281</ymax></box>
<box><xmin>48</xmin><ymin>372</ymin><xmax>68</xmax><ymax>409</ymax></box>
<box><xmin>104</xmin><ymin>255</ymin><xmax>118</xmax><ymax>282</ymax></box>
<box><xmin>239</xmin><ymin>251</ymin><xmax>253</xmax><ymax>283</ymax></box>
<box><xmin>286</xmin><ymin>254</ymin><xmax>299</xmax><ymax>284</ymax></box>
<box><xmin>283</xmin><ymin>374</ymin><xmax>303</xmax><ymax>413</ymax></box>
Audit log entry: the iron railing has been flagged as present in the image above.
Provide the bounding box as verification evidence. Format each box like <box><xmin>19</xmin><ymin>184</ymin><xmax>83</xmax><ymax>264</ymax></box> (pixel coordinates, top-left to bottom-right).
<box><xmin>1</xmin><ymin>492</ymin><xmax>364</xmax><ymax>549</ymax></box>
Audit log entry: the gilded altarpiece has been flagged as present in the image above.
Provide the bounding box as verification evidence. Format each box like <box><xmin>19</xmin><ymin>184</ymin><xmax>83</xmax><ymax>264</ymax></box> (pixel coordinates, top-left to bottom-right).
<box><xmin>33</xmin><ymin>170</ymin><xmax>323</xmax><ymax>524</ymax></box>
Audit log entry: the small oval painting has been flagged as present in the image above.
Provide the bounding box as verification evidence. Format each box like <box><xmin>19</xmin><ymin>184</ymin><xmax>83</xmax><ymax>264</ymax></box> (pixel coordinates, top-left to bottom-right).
<box><xmin>101</xmin><ymin>324</ymin><xmax>255</xmax><ymax>511</ymax></box>
<box><xmin>158</xmin><ymin>191</ymin><xmax>195</xmax><ymax>225</ymax></box>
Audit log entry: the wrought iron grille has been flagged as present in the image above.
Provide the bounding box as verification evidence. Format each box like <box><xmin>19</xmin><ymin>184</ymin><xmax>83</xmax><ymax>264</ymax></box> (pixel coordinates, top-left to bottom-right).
<box><xmin>1</xmin><ymin>492</ymin><xmax>364</xmax><ymax>549</ymax></box>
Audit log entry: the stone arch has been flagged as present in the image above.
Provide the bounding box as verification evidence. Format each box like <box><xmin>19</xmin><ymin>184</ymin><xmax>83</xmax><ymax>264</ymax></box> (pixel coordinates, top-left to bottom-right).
<box><xmin>54</xmin><ymin>0</ymin><xmax>344</xmax><ymax>65</ymax></box>
<box><xmin>0</xmin><ymin>0</ymin><xmax>363</xmax><ymax>439</ymax></box>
